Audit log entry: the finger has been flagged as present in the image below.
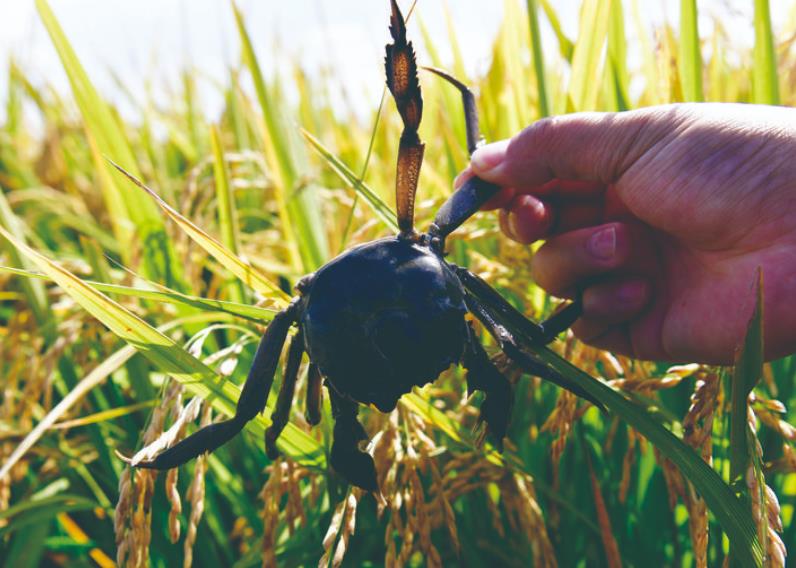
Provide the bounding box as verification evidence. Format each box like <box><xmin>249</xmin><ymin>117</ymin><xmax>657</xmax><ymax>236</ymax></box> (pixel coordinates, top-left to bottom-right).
<box><xmin>552</xmin><ymin>200</ymin><xmax>604</xmax><ymax>235</ymax></box>
<box><xmin>453</xmin><ymin>167</ymin><xmax>472</xmax><ymax>190</ymax></box>
<box><xmin>470</xmin><ymin>109</ymin><xmax>675</xmax><ymax>188</ymax></box>
<box><xmin>498</xmin><ymin>195</ymin><xmax>555</xmax><ymax>243</ymax></box>
<box><xmin>502</xmin><ymin>185</ymin><xmax>633</xmax><ymax>241</ymax></box>
<box><xmin>498</xmin><ymin>181</ymin><xmax>635</xmax><ymax>242</ymax></box>
<box><xmin>518</xmin><ymin>178</ymin><xmax>606</xmax><ymax>199</ymax></box>
<box><xmin>581</xmin><ymin>278</ymin><xmax>650</xmax><ymax>323</ymax></box>
<box><xmin>482</xmin><ymin>187</ymin><xmax>515</xmax><ymax>210</ymax></box>
<box><xmin>570</xmin><ymin>322</ymin><xmax>635</xmax><ymax>357</ymax></box>
<box><xmin>531</xmin><ymin>222</ymin><xmax>658</xmax><ymax>297</ymax></box>
<box><xmin>453</xmin><ymin>167</ymin><xmax>516</xmax><ymax>210</ymax></box>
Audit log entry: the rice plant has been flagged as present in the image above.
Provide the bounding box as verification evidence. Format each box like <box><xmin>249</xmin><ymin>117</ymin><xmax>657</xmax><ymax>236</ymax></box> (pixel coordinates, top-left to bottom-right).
<box><xmin>0</xmin><ymin>0</ymin><xmax>794</xmax><ymax>566</ymax></box>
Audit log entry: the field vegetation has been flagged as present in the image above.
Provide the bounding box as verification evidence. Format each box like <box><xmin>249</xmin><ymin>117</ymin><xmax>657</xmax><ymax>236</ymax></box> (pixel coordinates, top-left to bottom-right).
<box><xmin>0</xmin><ymin>0</ymin><xmax>794</xmax><ymax>566</ymax></box>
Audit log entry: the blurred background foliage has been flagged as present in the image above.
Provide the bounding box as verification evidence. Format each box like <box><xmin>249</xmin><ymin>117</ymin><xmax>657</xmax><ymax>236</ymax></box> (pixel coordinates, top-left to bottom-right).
<box><xmin>0</xmin><ymin>0</ymin><xmax>795</xmax><ymax>566</ymax></box>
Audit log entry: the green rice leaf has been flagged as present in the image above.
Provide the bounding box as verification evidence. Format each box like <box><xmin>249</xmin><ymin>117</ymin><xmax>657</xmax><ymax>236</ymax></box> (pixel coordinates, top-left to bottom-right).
<box><xmin>232</xmin><ymin>1</ymin><xmax>328</xmax><ymax>272</ymax></box>
<box><xmin>727</xmin><ymin>268</ymin><xmax>765</xmax><ymax>563</ymax></box>
<box><xmin>0</xmin><ymin>190</ymin><xmax>52</xmax><ymax>331</ymax></box>
<box><xmin>401</xmin><ymin>326</ymin><xmax>763</xmax><ymax>566</ymax></box>
<box><xmin>301</xmin><ymin>129</ymin><xmax>398</xmax><ymax>232</ymax></box>
<box><xmin>527</xmin><ymin>0</ymin><xmax>550</xmax><ymax>117</ymax></box>
<box><xmin>35</xmin><ymin>0</ymin><xmax>184</xmax><ymax>288</ymax></box>
<box><xmin>679</xmin><ymin>0</ymin><xmax>704</xmax><ymax>101</ymax></box>
<box><xmin>539</xmin><ymin>0</ymin><xmax>574</xmax><ymax>61</ymax></box>
<box><xmin>753</xmin><ymin>0</ymin><xmax>780</xmax><ymax>105</ymax></box>
<box><xmin>0</xmin><ymin>343</ymin><xmax>137</xmax><ymax>480</ymax></box>
<box><xmin>210</xmin><ymin>125</ymin><xmax>241</xmax><ymax>257</ymax></box>
<box><xmin>0</xmin><ymin>495</ymin><xmax>96</xmax><ymax>539</ymax></box>
<box><xmin>606</xmin><ymin>0</ymin><xmax>630</xmax><ymax>110</ymax></box>
<box><xmin>0</xmin><ymin>266</ymin><xmax>277</xmax><ymax>323</ymax></box>
<box><xmin>532</xmin><ymin>346</ymin><xmax>764</xmax><ymax>567</ymax></box>
<box><xmin>0</xmin><ymin>226</ymin><xmax>325</xmax><ymax>468</ymax></box>
<box><xmin>729</xmin><ymin>268</ymin><xmax>764</xmax><ymax>483</ymax></box>
<box><xmin>567</xmin><ymin>0</ymin><xmax>611</xmax><ymax>111</ymax></box>
<box><xmin>210</xmin><ymin>124</ymin><xmax>245</xmax><ymax>303</ymax></box>
<box><xmin>107</xmin><ymin>160</ymin><xmax>291</xmax><ymax>303</ymax></box>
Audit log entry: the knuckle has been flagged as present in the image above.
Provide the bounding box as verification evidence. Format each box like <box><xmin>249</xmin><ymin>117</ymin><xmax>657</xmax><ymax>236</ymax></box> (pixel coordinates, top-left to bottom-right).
<box><xmin>512</xmin><ymin>117</ymin><xmax>557</xmax><ymax>157</ymax></box>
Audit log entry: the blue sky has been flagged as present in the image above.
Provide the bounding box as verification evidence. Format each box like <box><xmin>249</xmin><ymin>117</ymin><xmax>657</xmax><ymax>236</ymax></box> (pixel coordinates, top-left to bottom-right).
<box><xmin>0</xmin><ymin>0</ymin><xmax>790</xmax><ymax>121</ymax></box>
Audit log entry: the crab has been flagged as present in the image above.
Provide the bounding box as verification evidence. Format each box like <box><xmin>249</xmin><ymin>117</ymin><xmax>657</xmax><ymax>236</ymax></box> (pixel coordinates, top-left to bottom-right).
<box><xmin>129</xmin><ymin>0</ymin><xmax>599</xmax><ymax>491</ymax></box>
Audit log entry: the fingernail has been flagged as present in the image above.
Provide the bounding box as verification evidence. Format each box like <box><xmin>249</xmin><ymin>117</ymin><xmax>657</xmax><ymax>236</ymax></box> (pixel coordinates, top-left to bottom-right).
<box><xmin>499</xmin><ymin>209</ymin><xmax>516</xmax><ymax>241</ymax></box>
<box><xmin>587</xmin><ymin>226</ymin><xmax>616</xmax><ymax>260</ymax></box>
<box><xmin>471</xmin><ymin>140</ymin><xmax>509</xmax><ymax>173</ymax></box>
<box><xmin>453</xmin><ymin>170</ymin><xmax>469</xmax><ymax>189</ymax></box>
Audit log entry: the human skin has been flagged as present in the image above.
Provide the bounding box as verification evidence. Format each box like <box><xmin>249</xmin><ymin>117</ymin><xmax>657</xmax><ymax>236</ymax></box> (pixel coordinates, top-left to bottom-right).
<box><xmin>456</xmin><ymin>103</ymin><xmax>796</xmax><ymax>364</ymax></box>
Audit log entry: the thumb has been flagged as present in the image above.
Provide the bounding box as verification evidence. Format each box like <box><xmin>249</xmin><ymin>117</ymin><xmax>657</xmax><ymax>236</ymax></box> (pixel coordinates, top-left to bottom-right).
<box><xmin>470</xmin><ymin>107</ymin><xmax>680</xmax><ymax>189</ymax></box>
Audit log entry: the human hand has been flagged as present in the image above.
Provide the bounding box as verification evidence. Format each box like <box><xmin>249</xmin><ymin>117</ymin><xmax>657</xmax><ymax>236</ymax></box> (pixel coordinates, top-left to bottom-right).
<box><xmin>458</xmin><ymin>103</ymin><xmax>796</xmax><ymax>364</ymax></box>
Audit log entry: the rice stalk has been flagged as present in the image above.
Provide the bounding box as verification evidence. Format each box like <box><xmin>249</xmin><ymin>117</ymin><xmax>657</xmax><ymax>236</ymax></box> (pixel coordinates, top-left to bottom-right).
<box><xmin>682</xmin><ymin>370</ymin><xmax>719</xmax><ymax>568</ymax></box>
<box><xmin>746</xmin><ymin>405</ymin><xmax>787</xmax><ymax>567</ymax></box>
<box><xmin>183</xmin><ymin>404</ymin><xmax>212</xmax><ymax>568</ymax></box>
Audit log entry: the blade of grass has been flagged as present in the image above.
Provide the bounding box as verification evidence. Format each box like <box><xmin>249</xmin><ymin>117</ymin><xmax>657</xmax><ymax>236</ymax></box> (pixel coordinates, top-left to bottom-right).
<box><xmin>0</xmin><ymin>343</ymin><xmax>136</xmax><ymax>481</ymax></box>
<box><xmin>0</xmin><ymin>266</ymin><xmax>277</xmax><ymax>322</ymax></box>
<box><xmin>339</xmin><ymin>88</ymin><xmax>388</xmax><ymax>253</ymax></box>
<box><xmin>502</xmin><ymin>0</ymin><xmax>533</xmax><ymax>126</ymax></box>
<box><xmin>232</xmin><ymin>1</ymin><xmax>328</xmax><ymax>272</ymax></box>
<box><xmin>0</xmin><ymin>495</ymin><xmax>97</xmax><ymax>540</ymax></box>
<box><xmin>539</xmin><ymin>0</ymin><xmax>575</xmax><ymax>61</ymax></box>
<box><xmin>301</xmin><ymin>129</ymin><xmax>398</xmax><ymax>231</ymax></box>
<box><xmin>56</xmin><ymin>513</ymin><xmax>115</xmax><ymax>568</ymax></box>
<box><xmin>679</xmin><ymin>0</ymin><xmax>704</xmax><ymax>102</ymax></box>
<box><xmin>630</xmin><ymin>0</ymin><xmax>665</xmax><ymax>105</ymax></box>
<box><xmin>418</xmin><ymin>16</ymin><xmax>469</xmax><ymax>163</ymax></box>
<box><xmin>531</xmin><ymin>346</ymin><xmax>763</xmax><ymax>567</ymax></box>
<box><xmin>0</xmin><ymin>226</ymin><xmax>325</xmax><ymax>468</ymax></box>
<box><xmin>606</xmin><ymin>0</ymin><xmax>630</xmax><ymax>111</ymax></box>
<box><xmin>50</xmin><ymin>401</ymin><xmax>158</xmax><ymax>430</ymax></box>
<box><xmin>404</xmin><ymin>335</ymin><xmax>762</xmax><ymax>566</ymax></box>
<box><xmin>35</xmin><ymin>0</ymin><xmax>185</xmax><ymax>288</ymax></box>
<box><xmin>443</xmin><ymin>2</ymin><xmax>468</xmax><ymax>81</ymax></box>
<box><xmin>210</xmin><ymin>124</ymin><xmax>245</xmax><ymax>303</ymax></box>
<box><xmin>0</xmin><ymin>190</ymin><xmax>52</xmax><ymax>332</ymax></box>
<box><xmin>107</xmin><ymin>160</ymin><xmax>290</xmax><ymax>303</ymax></box>
<box><xmin>583</xmin><ymin>435</ymin><xmax>622</xmax><ymax>568</ymax></box>
<box><xmin>567</xmin><ymin>0</ymin><xmax>612</xmax><ymax>112</ymax></box>
<box><xmin>527</xmin><ymin>0</ymin><xmax>550</xmax><ymax>117</ymax></box>
<box><xmin>210</xmin><ymin>125</ymin><xmax>241</xmax><ymax>257</ymax></box>
<box><xmin>753</xmin><ymin>0</ymin><xmax>780</xmax><ymax>105</ymax></box>
<box><xmin>729</xmin><ymin>269</ymin><xmax>764</xmax><ymax>484</ymax></box>
<box><xmin>728</xmin><ymin>268</ymin><xmax>765</xmax><ymax>562</ymax></box>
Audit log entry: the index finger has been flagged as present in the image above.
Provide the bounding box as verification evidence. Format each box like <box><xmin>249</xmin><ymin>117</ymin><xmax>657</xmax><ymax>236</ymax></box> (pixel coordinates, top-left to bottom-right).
<box><xmin>453</xmin><ymin>166</ymin><xmax>516</xmax><ymax>210</ymax></box>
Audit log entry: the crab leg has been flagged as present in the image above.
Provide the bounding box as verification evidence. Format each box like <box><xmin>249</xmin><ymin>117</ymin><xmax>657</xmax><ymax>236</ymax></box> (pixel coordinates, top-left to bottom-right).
<box><xmin>456</xmin><ymin>266</ymin><xmax>582</xmax><ymax>344</ymax></box>
<box><xmin>464</xmin><ymin>293</ymin><xmax>603</xmax><ymax>408</ymax></box>
<box><xmin>386</xmin><ymin>0</ymin><xmax>425</xmax><ymax>237</ymax></box>
<box><xmin>422</xmin><ymin>68</ymin><xmax>502</xmax><ymax>241</ymax></box>
<box><xmin>131</xmin><ymin>301</ymin><xmax>298</xmax><ymax>470</ymax></box>
<box><xmin>304</xmin><ymin>363</ymin><xmax>323</xmax><ymax>426</ymax></box>
<box><xmin>265</xmin><ymin>328</ymin><xmax>305</xmax><ymax>459</ymax></box>
<box><xmin>329</xmin><ymin>389</ymin><xmax>378</xmax><ymax>491</ymax></box>
<box><xmin>422</xmin><ymin>66</ymin><xmax>482</xmax><ymax>155</ymax></box>
<box><xmin>462</xmin><ymin>322</ymin><xmax>513</xmax><ymax>450</ymax></box>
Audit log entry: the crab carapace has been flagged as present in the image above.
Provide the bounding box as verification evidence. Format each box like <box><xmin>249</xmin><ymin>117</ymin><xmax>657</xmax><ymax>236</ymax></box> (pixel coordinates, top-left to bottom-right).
<box><xmin>127</xmin><ymin>0</ymin><xmax>599</xmax><ymax>491</ymax></box>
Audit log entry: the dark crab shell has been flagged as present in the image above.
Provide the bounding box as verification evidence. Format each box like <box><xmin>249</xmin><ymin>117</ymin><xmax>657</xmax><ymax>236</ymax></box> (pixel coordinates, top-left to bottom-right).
<box><xmin>300</xmin><ymin>236</ymin><xmax>468</xmax><ymax>412</ymax></box>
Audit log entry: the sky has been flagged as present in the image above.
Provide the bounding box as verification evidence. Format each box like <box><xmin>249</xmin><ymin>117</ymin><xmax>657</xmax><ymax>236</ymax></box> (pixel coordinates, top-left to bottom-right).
<box><xmin>0</xmin><ymin>0</ymin><xmax>791</xmax><ymax>122</ymax></box>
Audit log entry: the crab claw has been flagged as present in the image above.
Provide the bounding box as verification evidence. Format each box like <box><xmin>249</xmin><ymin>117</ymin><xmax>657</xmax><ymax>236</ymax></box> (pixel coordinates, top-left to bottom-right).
<box><xmin>463</xmin><ymin>323</ymin><xmax>514</xmax><ymax>450</ymax></box>
<box><xmin>331</xmin><ymin>444</ymin><xmax>379</xmax><ymax>493</ymax></box>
